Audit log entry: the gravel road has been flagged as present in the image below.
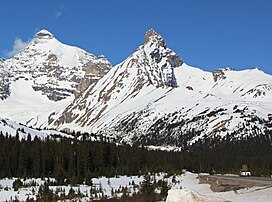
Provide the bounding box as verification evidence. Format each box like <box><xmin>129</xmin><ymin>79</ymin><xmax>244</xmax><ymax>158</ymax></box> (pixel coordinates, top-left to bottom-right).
<box><xmin>199</xmin><ymin>175</ymin><xmax>272</xmax><ymax>192</ymax></box>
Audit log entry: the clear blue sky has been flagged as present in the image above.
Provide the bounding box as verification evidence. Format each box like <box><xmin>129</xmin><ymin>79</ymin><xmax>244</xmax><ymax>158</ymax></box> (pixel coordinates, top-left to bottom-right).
<box><xmin>1</xmin><ymin>0</ymin><xmax>272</xmax><ymax>75</ymax></box>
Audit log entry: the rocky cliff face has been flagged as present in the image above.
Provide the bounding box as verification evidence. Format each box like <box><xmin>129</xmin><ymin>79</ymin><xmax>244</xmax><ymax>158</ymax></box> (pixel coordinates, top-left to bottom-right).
<box><xmin>142</xmin><ymin>29</ymin><xmax>183</xmax><ymax>87</ymax></box>
<box><xmin>0</xmin><ymin>60</ymin><xmax>10</xmax><ymax>100</ymax></box>
<box><xmin>75</xmin><ymin>55</ymin><xmax>111</xmax><ymax>98</ymax></box>
<box><xmin>212</xmin><ymin>68</ymin><xmax>235</xmax><ymax>82</ymax></box>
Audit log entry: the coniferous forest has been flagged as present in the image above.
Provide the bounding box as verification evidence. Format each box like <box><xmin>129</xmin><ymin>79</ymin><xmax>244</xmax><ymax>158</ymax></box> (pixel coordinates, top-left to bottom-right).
<box><xmin>0</xmin><ymin>131</ymin><xmax>185</xmax><ymax>184</ymax></box>
<box><xmin>0</xmin><ymin>128</ymin><xmax>272</xmax><ymax>184</ymax></box>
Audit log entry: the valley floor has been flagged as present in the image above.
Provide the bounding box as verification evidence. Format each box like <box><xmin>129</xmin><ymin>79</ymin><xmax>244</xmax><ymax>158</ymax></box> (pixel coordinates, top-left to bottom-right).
<box><xmin>0</xmin><ymin>172</ymin><xmax>272</xmax><ymax>201</ymax></box>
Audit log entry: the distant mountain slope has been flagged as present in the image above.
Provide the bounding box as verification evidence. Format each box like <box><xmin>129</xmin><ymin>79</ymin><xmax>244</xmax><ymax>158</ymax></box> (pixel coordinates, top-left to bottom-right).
<box><xmin>0</xmin><ymin>29</ymin><xmax>111</xmax><ymax>127</ymax></box>
<box><xmin>0</xmin><ymin>116</ymin><xmax>72</xmax><ymax>140</ymax></box>
<box><xmin>49</xmin><ymin>30</ymin><xmax>272</xmax><ymax>146</ymax></box>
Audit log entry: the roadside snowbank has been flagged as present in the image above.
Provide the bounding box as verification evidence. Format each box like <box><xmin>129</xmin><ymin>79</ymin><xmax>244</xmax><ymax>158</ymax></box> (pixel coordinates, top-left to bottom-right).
<box><xmin>166</xmin><ymin>189</ymin><xmax>227</xmax><ymax>202</ymax></box>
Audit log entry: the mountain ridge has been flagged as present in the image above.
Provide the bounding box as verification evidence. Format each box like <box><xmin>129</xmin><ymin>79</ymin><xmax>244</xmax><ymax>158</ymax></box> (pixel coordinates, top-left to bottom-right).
<box><xmin>45</xmin><ymin>30</ymin><xmax>272</xmax><ymax>146</ymax></box>
<box><xmin>0</xmin><ymin>29</ymin><xmax>271</xmax><ymax>146</ymax></box>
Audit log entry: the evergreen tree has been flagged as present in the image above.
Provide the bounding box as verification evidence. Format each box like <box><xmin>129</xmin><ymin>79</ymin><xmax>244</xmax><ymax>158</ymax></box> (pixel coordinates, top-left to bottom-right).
<box><xmin>140</xmin><ymin>173</ymin><xmax>155</xmax><ymax>202</ymax></box>
<box><xmin>36</xmin><ymin>183</ymin><xmax>54</xmax><ymax>202</ymax></box>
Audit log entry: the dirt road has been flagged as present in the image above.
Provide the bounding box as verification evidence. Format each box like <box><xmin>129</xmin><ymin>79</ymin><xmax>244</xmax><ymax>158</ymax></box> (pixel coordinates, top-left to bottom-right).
<box><xmin>199</xmin><ymin>175</ymin><xmax>272</xmax><ymax>192</ymax></box>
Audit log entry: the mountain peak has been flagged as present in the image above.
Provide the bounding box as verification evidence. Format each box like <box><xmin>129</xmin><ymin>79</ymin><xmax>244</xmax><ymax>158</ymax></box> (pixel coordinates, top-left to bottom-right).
<box><xmin>145</xmin><ymin>29</ymin><xmax>158</xmax><ymax>40</ymax></box>
<box><xmin>144</xmin><ymin>29</ymin><xmax>164</xmax><ymax>45</ymax></box>
<box><xmin>35</xmin><ymin>29</ymin><xmax>54</xmax><ymax>39</ymax></box>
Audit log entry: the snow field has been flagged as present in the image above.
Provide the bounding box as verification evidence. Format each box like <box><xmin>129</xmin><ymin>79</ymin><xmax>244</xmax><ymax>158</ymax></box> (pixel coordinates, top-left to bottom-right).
<box><xmin>1</xmin><ymin>172</ymin><xmax>272</xmax><ymax>201</ymax></box>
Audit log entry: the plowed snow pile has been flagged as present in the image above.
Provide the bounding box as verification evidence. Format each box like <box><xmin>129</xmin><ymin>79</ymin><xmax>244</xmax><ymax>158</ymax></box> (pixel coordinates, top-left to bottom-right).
<box><xmin>166</xmin><ymin>189</ymin><xmax>227</xmax><ymax>202</ymax></box>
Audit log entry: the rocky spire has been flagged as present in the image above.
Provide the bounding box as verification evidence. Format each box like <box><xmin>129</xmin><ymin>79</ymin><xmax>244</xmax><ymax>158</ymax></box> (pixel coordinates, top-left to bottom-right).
<box><xmin>142</xmin><ymin>29</ymin><xmax>183</xmax><ymax>87</ymax></box>
<box><xmin>144</xmin><ymin>29</ymin><xmax>157</xmax><ymax>43</ymax></box>
<box><xmin>144</xmin><ymin>29</ymin><xmax>165</xmax><ymax>47</ymax></box>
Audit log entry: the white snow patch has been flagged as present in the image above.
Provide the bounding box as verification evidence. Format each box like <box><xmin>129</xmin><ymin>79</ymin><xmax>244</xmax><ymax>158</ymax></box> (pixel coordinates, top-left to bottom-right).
<box><xmin>166</xmin><ymin>189</ymin><xmax>227</xmax><ymax>202</ymax></box>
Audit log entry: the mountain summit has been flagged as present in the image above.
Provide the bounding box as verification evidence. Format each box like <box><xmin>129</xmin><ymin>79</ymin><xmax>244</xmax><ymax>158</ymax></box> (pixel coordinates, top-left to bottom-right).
<box><xmin>35</xmin><ymin>29</ymin><xmax>54</xmax><ymax>39</ymax></box>
<box><xmin>3</xmin><ymin>29</ymin><xmax>112</xmax><ymax>100</ymax></box>
<box><xmin>144</xmin><ymin>29</ymin><xmax>164</xmax><ymax>45</ymax></box>
<box><xmin>139</xmin><ymin>28</ymin><xmax>183</xmax><ymax>87</ymax></box>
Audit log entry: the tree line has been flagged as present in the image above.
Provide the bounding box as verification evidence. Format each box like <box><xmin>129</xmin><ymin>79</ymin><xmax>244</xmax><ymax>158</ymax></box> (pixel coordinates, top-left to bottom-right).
<box><xmin>0</xmin><ymin>128</ymin><xmax>272</xmax><ymax>184</ymax></box>
<box><xmin>188</xmin><ymin>129</ymin><xmax>272</xmax><ymax>176</ymax></box>
<box><xmin>0</xmin><ymin>131</ymin><xmax>184</xmax><ymax>184</ymax></box>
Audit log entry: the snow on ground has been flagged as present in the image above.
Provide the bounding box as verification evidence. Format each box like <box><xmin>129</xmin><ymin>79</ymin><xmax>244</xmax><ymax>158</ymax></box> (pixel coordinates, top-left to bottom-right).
<box><xmin>144</xmin><ymin>145</ymin><xmax>181</xmax><ymax>152</ymax></box>
<box><xmin>166</xmin><ymin>189</ymin><xmax>226</xmax><ymax>202</ymax></box>
<box><xmin>167</xmin><ymin>172</ymin><xmax>272</xmax><ymax>202</ymax></box>
<box><xmin>0</xmin><ymin>178</ymin><xmax>52</xmax><ymax>201</ymax></box>
<box><xmin>0</xmin><ymin>175</ymin><xmax>146</xmax><ymax>201</ymax></box>
<box><xmin>91</xmin><ymin>175</ymin><xmax>144</xmax><ymax>197</ymax></box>
<box><xmin>0</xmin><ymin>172</ymin><xmax>272</xmax><ymax>201</ymax></box>
<box><xmin>0</xmin><ymin>116</ymin><xmax>73</xmax><ymax>140</ymax></box>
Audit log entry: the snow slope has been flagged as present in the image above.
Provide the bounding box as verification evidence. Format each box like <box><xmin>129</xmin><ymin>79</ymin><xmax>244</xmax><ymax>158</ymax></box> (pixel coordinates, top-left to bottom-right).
<box><xmin>0</xmin><ymin>116</ymin><xmax>72</xmax><ymax>140</ymax></box>
<box><xmin>0</xmin><ymin>78</ymin><xmax>73</xmax><ymax>127</ymax></box>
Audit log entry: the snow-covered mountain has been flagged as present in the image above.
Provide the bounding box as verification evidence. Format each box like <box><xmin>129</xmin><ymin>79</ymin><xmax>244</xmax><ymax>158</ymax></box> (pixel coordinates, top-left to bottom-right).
<box><xmin>48</xmin><ymin>29</ymin><xmax>272</xmax><ymax>146</ymax></box>
<box><xmin>0</xmin><ymin>29</ymin><xmax>111</xmax><ymax>127</ymax></box>
<box><xmin>0</xmin><ymin>29</ymin><xmax>271</xmax><ymax>146</ymax></box>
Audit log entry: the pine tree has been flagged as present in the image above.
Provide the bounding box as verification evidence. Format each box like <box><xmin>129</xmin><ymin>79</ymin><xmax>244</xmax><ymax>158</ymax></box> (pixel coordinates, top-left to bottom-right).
<box><xmin>36</xmin><ymin>183</ymin><xmax>54</xmax><ymax>202</ymax></box>
<box><xmin>140</xmin><ymin>173</ymin><xmax>155</xmax><ymax>202</ymax></box>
